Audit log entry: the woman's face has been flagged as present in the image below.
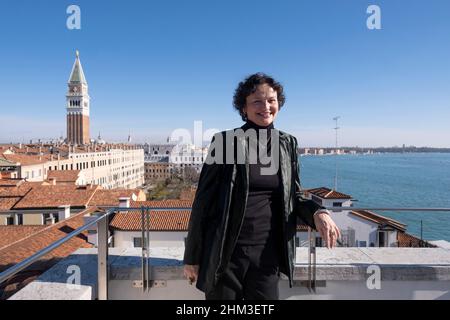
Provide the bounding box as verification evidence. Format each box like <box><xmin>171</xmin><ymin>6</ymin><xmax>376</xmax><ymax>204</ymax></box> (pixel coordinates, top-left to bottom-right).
<box><xmin>243</xmin><ymin>84</ymin><xmax>279</xmax><ymax>126</ymax></box>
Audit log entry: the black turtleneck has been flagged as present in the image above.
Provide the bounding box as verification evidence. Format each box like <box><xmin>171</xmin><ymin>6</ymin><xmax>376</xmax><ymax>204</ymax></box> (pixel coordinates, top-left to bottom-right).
<box><xmin>236</xmin><ymin>120</ymin><xmax>283</xmax><ymax>250</ymax></box>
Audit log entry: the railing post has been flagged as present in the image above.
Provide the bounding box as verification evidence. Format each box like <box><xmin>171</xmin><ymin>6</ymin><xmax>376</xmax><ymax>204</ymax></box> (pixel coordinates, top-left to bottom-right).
<box><xmin>141</xmin><ymin>206</ymin><xmax>147</xmax><ymax>292</ymax></box>
<box><xmin>97</xmin><ymin>214</ymin><xmax>109</xmax><ymax>300</ymax></box>
<box><xmin>307</xmin><ymin>227</ymin><xmax>317</xmax><ymax>293</ymax></box>
<box><xmin>146</xmin><ymin>207</ymin><xmax>151</xmax><ymax>291</ymax></box>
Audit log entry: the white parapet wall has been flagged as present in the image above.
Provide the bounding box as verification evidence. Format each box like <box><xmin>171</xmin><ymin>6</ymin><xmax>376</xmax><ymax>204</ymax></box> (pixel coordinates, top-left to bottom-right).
<box><xmin>9</xmin><ymin>247</ymin><xmax>450</xmax><ymax>300</ymax></box>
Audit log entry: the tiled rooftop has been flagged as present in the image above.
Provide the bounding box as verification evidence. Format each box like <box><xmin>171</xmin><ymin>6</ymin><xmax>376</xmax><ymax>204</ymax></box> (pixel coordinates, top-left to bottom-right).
<box><xmin>350</xmin><ymin>209</ymin><xmax>407</xmax><ymax>231</ymax></box>
<box><xmin>0</xmin><ymin>225</ymin><xmax>47</xmax><ymax>249</ymax></box>
<box><xmin>398</xmin><ymin>231</ymin><xmax>436</xmax><ymax>248</ymax></box>
<box><xmin>110</xmin><ymin>210</ymin><xmax>190</xmax><ymax>231</ymax></box>
<box><xmin>0</xmin><ymin>182</ymin><xmax>146</xmax><ymax>210</ymax></box>
<box><xmin>88</xmin><ymin>189</ymin><xmax>145</xmax><ymax>206</ymax></box>
<box><xmin>12</xmin><ymin>184</ymin><xmax>101</xmax><ymax>209</ymax></box>
<box><xmin>0</xmin><ymin>207</ymin><xmax>98</xmax><ymax>299</ymax></box>
<box><xmin>0</xmin><ymin>143</ymin><xmax>143</xmax><ymax>161</ymax></box>
<box><xmin>306</xmin><ymin>187</ymin><xmax>352</xmax><ymax>199</ymax></box>
<box><xmin>0</xmin><ymin>154</ymin><xmax>50</xmax><ymax>166</ymax></box>
<box><xmin>130</xmin><ymin>199</ymin><xmax>193</xmax><ymax>208</ymax></box>
<box><xmin>109</xmin><ymin>199</ymin><xmax>194</xmax><ymax>231</ymax></box>
<box><xmin>46</xmin><ymin>170</ymin><xmax>81</xmax><ymax>183</ymax></box>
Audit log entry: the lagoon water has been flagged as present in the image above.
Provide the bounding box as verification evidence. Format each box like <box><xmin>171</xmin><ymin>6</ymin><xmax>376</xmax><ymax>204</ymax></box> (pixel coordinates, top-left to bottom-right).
<box><xmin>300</xmin><ymin>153</ymin><xmax>450</xmax><ymax>241</ymax></box>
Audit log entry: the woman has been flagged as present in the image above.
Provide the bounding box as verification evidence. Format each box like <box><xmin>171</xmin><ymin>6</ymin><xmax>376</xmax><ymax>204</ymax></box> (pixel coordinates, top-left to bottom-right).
<box><xmin>183</xmin><ymin>73</ymin><xmax>341</xmax><ymax>300</ymax></box>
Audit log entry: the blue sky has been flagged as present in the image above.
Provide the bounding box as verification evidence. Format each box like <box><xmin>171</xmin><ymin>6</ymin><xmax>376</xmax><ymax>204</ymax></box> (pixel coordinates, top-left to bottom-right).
<box><xmin>0</xmin><ymin>0</ymin><xmax>449</xmax><ymax>147</ymax></box>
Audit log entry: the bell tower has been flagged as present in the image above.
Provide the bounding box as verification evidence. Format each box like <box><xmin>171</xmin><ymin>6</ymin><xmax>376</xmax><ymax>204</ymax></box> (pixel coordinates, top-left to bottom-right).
<box><xmin>66</xmin><ymin>50</ymin><xmax>90</xmax><ymax>145</ymax></box>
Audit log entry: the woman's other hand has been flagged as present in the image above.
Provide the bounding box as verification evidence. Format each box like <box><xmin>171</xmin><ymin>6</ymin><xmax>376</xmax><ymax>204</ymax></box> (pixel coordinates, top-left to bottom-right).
<box><xmin>313</xmin><ymin>210</ymin><xmax>341</xmax><ymax>249</ymax></box>
<box><xmin>183</xmin><ymin>264</ymin><xmax>199</xmax><ymax>284</ymax></box>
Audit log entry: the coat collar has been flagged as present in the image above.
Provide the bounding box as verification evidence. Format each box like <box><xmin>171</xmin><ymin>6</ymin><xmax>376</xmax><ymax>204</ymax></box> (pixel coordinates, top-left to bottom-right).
<box><xmin>237</xmin><ymin>122</ymin><xmax>289</xmax><ymax>142</ymax></box>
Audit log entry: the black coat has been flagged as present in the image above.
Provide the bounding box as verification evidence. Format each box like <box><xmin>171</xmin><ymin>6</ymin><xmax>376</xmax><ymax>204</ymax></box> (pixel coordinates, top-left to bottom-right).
<box><xmin>183</xmin><ymin>124</ymin><xmax>323</xmax><ymax>293</ymax></box>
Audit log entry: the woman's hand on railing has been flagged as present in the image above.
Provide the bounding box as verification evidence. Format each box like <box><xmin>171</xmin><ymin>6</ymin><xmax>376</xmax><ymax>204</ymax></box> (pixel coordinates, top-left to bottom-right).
<box><xmin>183</xmin><ymin>264</ymin><xmax>199</xmax><ymax>285</ymax></box>
<box><xmin>313</xmin><ymin>210</ymin><xmax>341</xmax><ymax>249</ymax></box>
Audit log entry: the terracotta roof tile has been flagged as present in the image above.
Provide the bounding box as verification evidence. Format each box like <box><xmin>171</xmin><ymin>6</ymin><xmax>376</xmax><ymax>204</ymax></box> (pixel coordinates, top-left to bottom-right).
<box><xmin>0</xmin><ymin>182</ymin><xmax>33</xmax><ymax>197</ymax></box>
<box><xmin>0</xmin><ymin>179</ymin><xmax>24</xmax><ymax>188</ymax></box>
<box><xmin>12</xmin><ymin>184</ymin><xmax>100</xmax><ymax>209</ymax></box>
<box><xmin>47</xmin><ymin>170</ymin><xmax>81</xmax><ymax>183</ymax></box>
<box><xmin>109</xmin><ymin>199</ymin><xmax>192</xmax><ymax>231</ymax></box>
<box><xmin>130</xmin><ymin>199</ymin><xmax>193</xmax><ymax>208</ymax></box>
<box><xmin>350</xmin><ymin>210</ymin><xmax>406</xmax><ymax>231</ymax></box>
<box><xmin>88</xmin><ymin>189</ymin><xmax>146</xmax><ymax>207</ymax></box>
<box><xmin>0</xmin><ymin>207</ymin><xmax>97</xmax><ymax>299</ymax></box>
<box><xmin>0</xmin><ymin>197</ymin><xmax>23</xmax><ymax>210</ymax></box>
<box><xmin>397</xmin><ymin>232</ymin><xmax>437</xmax><ymax>248</ymax></box>
<box><xmin>110</xmin><ymin>210</ymin><xmax>191</xmax><ymax>231</ymax></box>
<box><xmin>0</xmin><ymin>225</ymin><xmax>47</xmax><ymax>249</ymax></box>
<box><xmin>306</xmin><ymin>187</ymin><xmax>352</xmax><ymax>199</ymax></box>
<box><xmin>0</xmin><ymin>154</ymin><xmax>49</xmax><ymax>166</ymax></box>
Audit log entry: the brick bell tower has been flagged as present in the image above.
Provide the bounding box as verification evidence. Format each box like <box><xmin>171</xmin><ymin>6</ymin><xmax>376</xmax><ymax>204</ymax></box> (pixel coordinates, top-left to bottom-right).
<box><xmin>66</xmin><ymin>50</ymin><xmax>90</xmax><ymax>145</ymax></box>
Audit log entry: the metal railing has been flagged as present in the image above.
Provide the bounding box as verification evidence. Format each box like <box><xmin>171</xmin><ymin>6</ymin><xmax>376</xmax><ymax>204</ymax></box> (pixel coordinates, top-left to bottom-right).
<box><xmin>1</xmin><ymin>206</ymin><xmax>450</xmax><ymax>299</ymax></box>
<box><xmin>302</xmin><ymin>206</ymin><xmax>450</xmax><ymax>293</ymax></box>
<box><xmin>0</xmin><ymin>206</ymin><xmax>192</xmax><ymax>300</ymax></box>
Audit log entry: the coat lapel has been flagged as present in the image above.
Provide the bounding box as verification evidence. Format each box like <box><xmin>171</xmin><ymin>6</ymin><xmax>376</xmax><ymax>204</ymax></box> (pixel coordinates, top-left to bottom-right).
<box><xmin>278</xmin><ymin>132</ymin><xmax>291</xmax><ymax>219</ymax></box>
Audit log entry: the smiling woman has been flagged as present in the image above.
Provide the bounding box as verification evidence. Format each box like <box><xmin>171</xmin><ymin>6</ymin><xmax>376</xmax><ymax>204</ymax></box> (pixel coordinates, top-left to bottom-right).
<box><xmin>233</xmin><ymin>73</ymin><xmax>286</xmax><ymax>125</ymax></box>
<box><xmin>183</xmin><ymin>72</ymin><xmax>341</xmax><ymax>300</ymax></box>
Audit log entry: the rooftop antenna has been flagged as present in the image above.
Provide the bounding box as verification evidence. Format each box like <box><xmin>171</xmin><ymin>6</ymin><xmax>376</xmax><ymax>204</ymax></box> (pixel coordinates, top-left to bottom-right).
<box><xmin>333</xmin><ymin>116</ymin><xmax>340</xmax><ymax>191</ymax></box>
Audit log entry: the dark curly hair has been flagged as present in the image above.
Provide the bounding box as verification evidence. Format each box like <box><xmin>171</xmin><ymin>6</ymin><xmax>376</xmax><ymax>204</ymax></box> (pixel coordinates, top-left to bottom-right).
<box><xmin>233</xmin><ymin>72</ymin><xmax>286</xmax><ymax>121</ymax></box>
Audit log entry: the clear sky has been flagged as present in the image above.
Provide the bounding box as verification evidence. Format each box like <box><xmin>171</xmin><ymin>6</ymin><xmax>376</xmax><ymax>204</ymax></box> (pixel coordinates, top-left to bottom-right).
<box><xmin>1</xmin><ymin>0</ymin><xmax>449</xmax><ymax>147</ymax></box>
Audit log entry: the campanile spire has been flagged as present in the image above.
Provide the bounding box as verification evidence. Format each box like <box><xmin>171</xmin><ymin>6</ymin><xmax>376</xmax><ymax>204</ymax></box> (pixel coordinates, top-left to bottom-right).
<box><xmin>66</xmin><ymin>51</ymin><xmax>90</xmax><ymax>145</ymax></box>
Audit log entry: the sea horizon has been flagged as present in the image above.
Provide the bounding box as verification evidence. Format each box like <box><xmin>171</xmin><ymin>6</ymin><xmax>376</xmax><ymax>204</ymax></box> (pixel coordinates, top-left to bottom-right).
<box><xmin>301</xmin><ymin>152</ymin><xmax>450</xmax><ymax>242</ymax></box>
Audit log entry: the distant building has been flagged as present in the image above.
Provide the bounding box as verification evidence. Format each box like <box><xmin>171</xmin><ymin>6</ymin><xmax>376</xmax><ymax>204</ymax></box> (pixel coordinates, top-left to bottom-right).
<box><xmin>144</xmin><ymin>143</ymin><xmax>175</xmax><ymax>160</ymax></box>
<box><xmin>66</xmin><ymin>51</ymin><xmax>90</xmax><ymax>145</ymax></box>
<box><xmin>169</xmin><ymin>143</ymin><xmax>207</xmax><ymax>174</ymax></box>
<box><xmin>144</xmin><ymin>161</ymin><xmax>173</xmax><ymax>183</ymax></box>
<box><xmin>0</xmin><ymin>144</ymin><xmax>145</xmax><ymax>190</ymax></box>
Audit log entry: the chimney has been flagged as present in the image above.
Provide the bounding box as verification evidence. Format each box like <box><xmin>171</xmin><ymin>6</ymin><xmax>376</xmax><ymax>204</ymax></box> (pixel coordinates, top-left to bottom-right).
<box><xmin>58</xmin><ymin>205</ymin><xmax>71</xmax><ymax>221</ymax></box>
<box><xmin>49</xmin><ymin>177</ymin><xmax>56</xmax><ymax>185</ymax></box>
<box><xmin>26</xmin><ymin>147</ymin><xmax>29</xmax><ymax>153</ymax></box>
<box><xmin>119</xmin><ymin>197</ymin><xmax>130</xmax><ymax>209</ymax></box>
